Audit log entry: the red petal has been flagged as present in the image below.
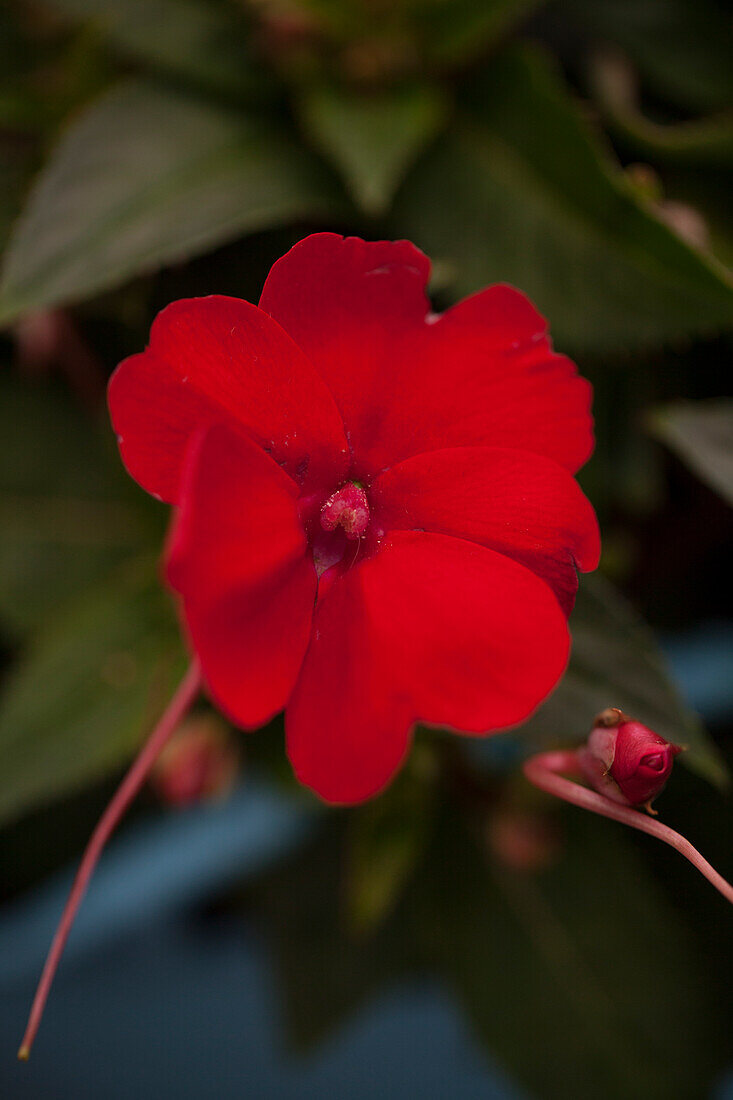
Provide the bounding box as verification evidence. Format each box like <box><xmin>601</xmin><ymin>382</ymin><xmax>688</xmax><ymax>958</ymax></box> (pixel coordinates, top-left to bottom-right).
<box><xmin>260</xmin><ymin>238</ymin><xmax>591</xmax><ymax>478</ymax></box>
<box><xmin>286</xmin><ymin>531</ymin><xmax>569</xmax><ymax>803</ymax></box>
<box><xmin>166</xmin><ymin>423</ymin><xmax>316</xmax><ymax>729</ymax></box>
<box><xmin>372</xmin><ymin>446</ymin><xmax>600</xmax><ymax>615</ymax></box>
<box><xmin>259</xmin><ymin>233</ymin><xmax>432</xmax><ymax>473</ymax></box>
<box><xmin>108</xmin><ymin>295</ymin><xmax>349</xmax><ymax>504</ymax></box>
<box><xmin>376</xmin><ymin>285</ymin><xmax>594</xmax><ymax>475</ymax></box>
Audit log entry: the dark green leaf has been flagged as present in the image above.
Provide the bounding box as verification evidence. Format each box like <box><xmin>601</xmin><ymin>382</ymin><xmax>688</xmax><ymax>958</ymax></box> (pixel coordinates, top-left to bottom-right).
<box><xmin>38</xmin><ymin>0</ymin><xmax>269</xmax><ymax>100</ymax></box>
<box><xmin>0</xmin><ymin>557</ymin><xmax>185</xmax><ymax>825</ymax></box>
<box><xmin>650</xmin><ymin>398</ymin><xmax>733</xmax><ymax>508</ymax></box>
<box><xmin>299</xmin><ymin>83</ymin><xmax>447</xmax><ymax>216</ymax></box>
<box><xmin>0</xmin><ymin>371</ymin><xmax>150</xmax><ymax>635</ymax></box>
<box><xmin>422</xmin><ymin>813</ymin><xmax>717</xmax><ymax>1099</ymax></box>
<box><xmin>246</xmin><ymin>821</ymin><xmax>416</xmax><ymax>1050</ymax></box>
<box><xmin>0</xmin><ymin>79</ymin><xmax>345</xmax><ymax>323</ymax></box>
<box><xmin>417</xmin><ymin>0</ymin><xmax>545</xmax><ymax>65</ymax></box>
<box><xmin>392</xmin><ymin>46</ymin><xmax>733</xmax><ymax>352</ymax></box>
<box><xmin>346</xmin><ymin>743</ymin><xmax>438</xmax><ymax>934</ymax></box>
<box><xmin>519</xmin><ymin>573</ymin><xmax>727</xmax><ymax>787</ymax></box>
<box><xmin>0</xmin><ymin>149</ymin><xmax>27</xmax><ymax>254</ymax></box>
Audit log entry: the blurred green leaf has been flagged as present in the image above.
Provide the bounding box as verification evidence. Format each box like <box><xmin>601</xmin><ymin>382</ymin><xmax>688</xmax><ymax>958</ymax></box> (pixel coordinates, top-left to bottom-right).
<box><xmin>590</xmin><ymin>55</ymin><xmax>733</xmax><ymax>267</ymax></box>
<box><xmin>562</xmin><ymin>0</ymin><xmax>733</xmax><ymax>113</ymax></box>
<box><xmin>346</xmin><ymin>743</ymin><xmax>437</xmax><ymax>935</ymax></box>
<box><xmin>247</xmin><ymin>821</ymin><xmax>416</xmax><ymax>1049</ymax></box>
<box><xmin>38</xmin><ymin>0</ymin><xmax>268</xmax><ymax>100</ymax></box>
<box><xmin>392</xmin><ymin>46</ymin><xmax>733</xmax><ymax>352</ymax></box>
<box><xmin>0</xmin><ymin>79</ymin><xmax>345</xmax><ymax>323</ymax></box>
<box><xmin>0</xmin><ymin>149</ymin><xmax>27</xmax><ymax>254</ymax></box>
<box><xmin>519</xmin><ymin>572</ymin><xmax>727</xmax><ymax>788</ymax></box>
<box><xmin>417</xmin><ymin>0</ymin><xmax>545</xmax><ymax>65</ymax></box>
<box><xmin>251</xmin><ymin>805</ymin><xmax>721</xmax><ymax>1096</ymax></box>
<box><xmin>0</xmin><ymin>370</ymin><xmax>150</xmax><ymax>635</ymax></box>
<box><xmin>650</xmin><ymin>398</ymin><xmax>733</xmax><ymax>508</ymax></box>
<box><xmin>299</xmin><ymin>83</ymin><xmax>447</xmax><ymax>216</ymax></box>
<box><xmin>0</xmin><ymin>558</ymin><xmax>185</xmax><ymax>826</ymax></box>
<box><xmin>422</xmin><ymin>813</ymin><xmax>718</xmax><ymax>1099</ymax></box>
<box><xmin>597</xmin><ymin>98</ymin><xmax>733</xmax><ymax>166</ymax></box>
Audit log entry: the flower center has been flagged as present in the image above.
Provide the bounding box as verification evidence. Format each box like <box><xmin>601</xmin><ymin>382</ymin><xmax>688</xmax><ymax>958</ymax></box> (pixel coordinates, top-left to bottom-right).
<box><xmin>320</xmin><ymin>482</ymin><xmax>370</xmax><ymax>540</ymax></box>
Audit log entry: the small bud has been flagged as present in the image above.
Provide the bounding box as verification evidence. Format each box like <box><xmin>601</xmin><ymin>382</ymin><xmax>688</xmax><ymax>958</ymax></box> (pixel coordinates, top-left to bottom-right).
<box><xmin>150</xmin><ymin>716</ymin><xmax>238</xmax><ymax>807</ymax></box>
<box><xmin>487</xmin><ymin>807</ymin><xmax>561</xmax><ymax>872</ymax></box>
<box><xmin>579</xmin><ymin>709</ymin><xmax>682</xmax><ymax>811</ymax></box>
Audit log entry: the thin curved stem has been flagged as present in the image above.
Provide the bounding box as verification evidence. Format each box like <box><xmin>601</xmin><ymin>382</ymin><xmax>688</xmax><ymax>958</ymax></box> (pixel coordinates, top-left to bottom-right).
<box><xmin>523</xmin><ymin>750</ymin><xmax>733</xmax><ymax>906</ymax></box>
<box><xmin>18</xmin><ymin>660</ymin><xmax>202</xmax><ymax>1061</ymax></box>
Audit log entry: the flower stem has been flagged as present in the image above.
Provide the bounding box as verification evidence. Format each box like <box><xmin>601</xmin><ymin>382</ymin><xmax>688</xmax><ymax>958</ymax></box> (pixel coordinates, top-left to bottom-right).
<box><xmin>18</xmin><ymin>660</ymin><xmax>202</xmax><ymax>1061</ymax></box>
<box><xmin>523</xmin><ymin>750</ymin><xmax>733</xmax><ymax>905</ymax></box>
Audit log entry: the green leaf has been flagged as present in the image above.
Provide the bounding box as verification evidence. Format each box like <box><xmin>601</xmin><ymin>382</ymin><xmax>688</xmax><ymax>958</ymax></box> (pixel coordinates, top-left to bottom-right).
<box><xmin>37</xmin><ymin>0</ymin><xmax>269</xmax><ymax>101</ymax></box>
<box><xmin>417</xmin><ymin>0</ymin><xmax>545</xmax><ymax>65</ymax></box>
<box><xmin>0</xmin><ymin>558</ymin><xmax>185</xmax><ymax>826</ymax></box>
<box><xmin>346</xmin><ymin>743</ymin><xmax>437</xmax><ymax>935</ymax></box>
<box><xmin>422</xmin><ymin>813</ymin><xmax>718</xmax><ymax>1100</ymax></box>
<box><xmin>650</xmin><ymin>398</ymin><xmax>733</xmax><ymax>508</ymax></box>
<box><xmin>298</xmin><ymin>83</ymin><xmax>447</xmax><ymax>216</ymax></box>
<box><xmin>251</xmin><ymin>806</ymin><xmax>722</xmax><ymax>1096</ymax></box>
<box><xmin>518</xmin><ymin>572</ymin><xmax>727</xmax><ymax>788</ymax></box>
<box><xmin>392</xmin><ymin>46</ymin><xmax>733</xmax><ymax>352</ymax></box>
<box><xmin>246</xmin><ymin>821</ymin><xmax>416</xmax><ymax>1050</ymax></box>
<box><xmin>590</xmin><ymin>56</ymin><xmax>733</xmax><ymax>268</ymax></box>
<box><xmin>0</xmin><ymin>371</ymin><xmax>151</xmax><ymax>636</ymax></box>
<box><xmin>0</xmin><ymin>149</ymin><xmax>26</xmax><ymax>254</ymax></box>
<box><xmin>0</xmin><ymin>79</ymin><xmax>345</xmax><ymax>323</ymax></box>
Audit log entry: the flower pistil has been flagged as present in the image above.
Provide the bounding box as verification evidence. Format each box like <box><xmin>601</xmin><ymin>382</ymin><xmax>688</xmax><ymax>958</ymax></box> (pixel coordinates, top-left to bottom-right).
<box><xmin>320</xmin><ymin>481</ymin><xmax>370</xmax><ymax>540</ymax></box>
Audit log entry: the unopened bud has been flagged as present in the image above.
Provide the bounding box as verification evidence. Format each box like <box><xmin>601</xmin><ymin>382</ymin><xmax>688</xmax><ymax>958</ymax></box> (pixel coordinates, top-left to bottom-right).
<box><xmin>150</xmin><ymin>716</ymin><xmax>238</xmax><ymax>807</ymax></box>
<box><xmin>579</xmin><ymin>708</ymin><xmax>682</xmax><ymax>811</ymax></box>
<box><xmin>487</xmin><ymin>807</ymin><xmax>561</xmax><ymax>872</ymax></box>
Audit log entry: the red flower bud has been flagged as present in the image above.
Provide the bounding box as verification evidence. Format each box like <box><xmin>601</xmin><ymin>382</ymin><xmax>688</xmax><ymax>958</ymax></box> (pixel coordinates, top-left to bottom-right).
<box><xmin>487</xmin><ymin>807</ymin><xmax>560</xmax><ymax>872</ymax></box>
<box><xmin>579</xmin><ymin>708</ymin><xmax>682</xmax><ymax>810</ymax></box>
<box><xmin>150</xmin><ymin>716</ymin><xmax>238</xmax><ymax>807</ymax></box>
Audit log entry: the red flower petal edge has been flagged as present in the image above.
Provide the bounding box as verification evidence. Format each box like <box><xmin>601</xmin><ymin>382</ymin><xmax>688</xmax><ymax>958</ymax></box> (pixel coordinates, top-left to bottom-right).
<box><xmin>109</xmin><ymin>232</ymin><xmax>600</xmax><ymax>803</ymax></box>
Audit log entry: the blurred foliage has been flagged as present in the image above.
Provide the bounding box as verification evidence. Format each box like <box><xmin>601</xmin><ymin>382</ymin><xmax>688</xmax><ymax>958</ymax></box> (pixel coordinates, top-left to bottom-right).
<box><xmin>651</xmin><ymin>398</ymin><xmax>733</xmax><ymax>508</ymax></box>
<box><xmin>0</xmin><ymin>78</ymin><xmax>344</xmax><ymax>321</ymax></box>
<box><xmin>0</xmin><ymin>558</ymin><xmax>185</xmax><ymax>825</ymax></box>
<box><xmin>245</xmin><ymin>805</ymin><xmax>718</xmax><ymax>1100</ymax></box>
<box><xmin>41</xmin><ymin>0</ymin><xmax>271</xmax><ymax>100</ymax></box>
<box><xmin>560</xmin><ymin>0</ymin><xmax>733</xmax><ymax>112</ymax></box>
<box><xmin>393</xmin><ymin>46</ymin><xmax>733</xmax><ymax>352</ymax></box>
<box><xmin>0</xmin><ymin>0</ymin><xmax>731</xmax><ymax>1095</ymax></box>
<box><xmin>298</xmin><ymin>81</ymin><xmax>447</xmax><ymax>215</ymax></box>
<box><xmin>0</xmin><ymin>370</ymin><xmax>150</xmax><ymax>634</ymax></box>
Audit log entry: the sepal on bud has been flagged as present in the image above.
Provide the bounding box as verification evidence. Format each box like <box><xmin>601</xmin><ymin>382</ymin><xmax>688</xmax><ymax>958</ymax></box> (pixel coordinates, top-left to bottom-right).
<box><xmin>579</xmin><ymin>708</ymin><xmax>682</xmax><ymax>811</ymax></box>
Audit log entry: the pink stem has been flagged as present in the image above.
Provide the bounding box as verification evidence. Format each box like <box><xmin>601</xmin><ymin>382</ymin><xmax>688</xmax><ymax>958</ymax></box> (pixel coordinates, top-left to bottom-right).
<box><xmin>523</xmin><ymin>750</ymin><xmax>733</xmax><ymax>905</ymax></box>
<box><xmin>18</xmin><ymin>660</ymin><xmax>202</xmax><ymax>1060</ymax></box>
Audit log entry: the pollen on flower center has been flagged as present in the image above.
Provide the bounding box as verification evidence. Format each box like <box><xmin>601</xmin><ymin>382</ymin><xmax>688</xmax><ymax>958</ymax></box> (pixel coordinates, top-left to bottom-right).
<box><xmin>320</xmin><ymin>482</ymin><xmax>370</xmax><ymax>540</ymax></box>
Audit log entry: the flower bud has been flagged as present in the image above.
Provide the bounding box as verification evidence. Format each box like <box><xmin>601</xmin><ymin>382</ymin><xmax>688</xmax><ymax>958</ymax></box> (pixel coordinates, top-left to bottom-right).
<box><xmin>150</xmin><ymin>716</ymin><xmax>239</xmax><ymax>807</ymax></box>
<box><xmin>579</xmin><ymin>708</ymin><xmax>682</xmax><ymax>810</ymax></box>
<box><xmin>487</xmin><ymin>807</ymin><xmax>561</xmax><ymax>872</ymax></box>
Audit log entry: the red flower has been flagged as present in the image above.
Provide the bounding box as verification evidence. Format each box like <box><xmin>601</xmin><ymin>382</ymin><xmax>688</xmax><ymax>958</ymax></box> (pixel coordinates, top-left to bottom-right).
<box><xmin>109</xmin><ymin>233</ymin><xmax>599</xmax><ymax>803</ymax></box>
